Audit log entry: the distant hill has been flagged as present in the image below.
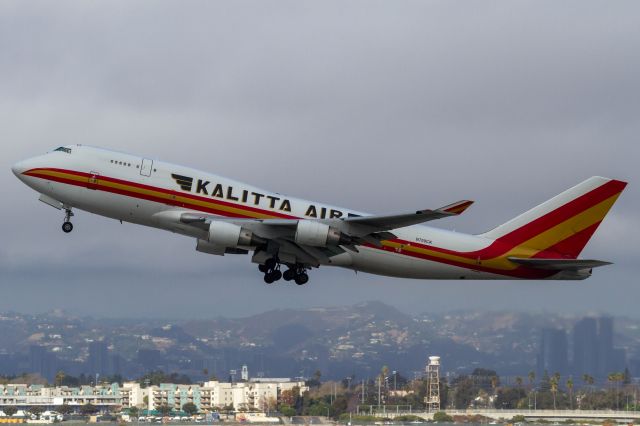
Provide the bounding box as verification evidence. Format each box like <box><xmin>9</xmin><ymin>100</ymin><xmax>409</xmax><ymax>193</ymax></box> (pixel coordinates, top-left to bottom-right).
<box><xmin>0</xmin><ymin>303</ymin><xmax>639</xmax><ymax>382</ymax></box>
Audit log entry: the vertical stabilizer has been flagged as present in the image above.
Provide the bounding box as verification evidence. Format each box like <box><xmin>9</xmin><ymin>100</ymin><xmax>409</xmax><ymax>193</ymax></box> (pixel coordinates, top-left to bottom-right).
<box><xmin>479</xmin><ymin>177</ymin><xmax>627</xmax><ymax>258</ymax></box>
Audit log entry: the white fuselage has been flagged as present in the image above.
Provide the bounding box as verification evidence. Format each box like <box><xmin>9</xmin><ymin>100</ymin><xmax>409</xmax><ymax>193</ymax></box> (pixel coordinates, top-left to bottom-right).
<box><xmin>11</xmin><ymin>146</ymin><xmax>534</xmax><ymax>280</ymax></box>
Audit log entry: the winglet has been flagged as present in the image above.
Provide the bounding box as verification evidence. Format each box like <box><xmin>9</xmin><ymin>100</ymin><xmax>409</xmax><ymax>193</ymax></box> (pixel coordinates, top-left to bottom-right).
<box><xmin>437</xmin><ymin>200</ymin><xmax>474</xmax><ymax>216</ymax></box>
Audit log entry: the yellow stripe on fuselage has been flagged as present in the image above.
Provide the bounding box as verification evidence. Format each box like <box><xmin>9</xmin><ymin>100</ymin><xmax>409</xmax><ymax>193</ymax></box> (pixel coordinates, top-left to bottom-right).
<box><xmin>33</xmin><ymin>169</ymin><xmax>619</xmax><ymax>272</ymax></box>
<box><xmin>380</xmin><ymin>193</ymin><xmax>621</xmax><ymax>271</ymax></box>
<box><xmin>30</xmin><ymin>169</ymin><xmax>284</xmax><ymax>220</ymax></box>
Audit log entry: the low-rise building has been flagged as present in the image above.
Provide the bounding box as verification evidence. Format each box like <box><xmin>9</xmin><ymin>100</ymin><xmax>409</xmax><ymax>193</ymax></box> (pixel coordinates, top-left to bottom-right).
<box><xmin>0</xmin><ymin>383</ymin><xmax>120</xmax><ymax>411</ymax></box>
<box><xmin>120</xmin><ymin>382</ymin><xmax>148</xmax><ymax>408</ymax></box>
<box><xmin>147</xmin><ymin>380</ymin><xmax>307</xmax><ymax>412</ymax></box>
<box><xmin>0</xmin><ymin>379</ymin><xmax>307</xmax><ymax>414</ymax></box>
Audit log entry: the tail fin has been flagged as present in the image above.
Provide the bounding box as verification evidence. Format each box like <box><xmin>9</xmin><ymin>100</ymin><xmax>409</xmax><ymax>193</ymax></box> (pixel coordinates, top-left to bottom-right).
<box><xmin>480</xmin><ymin>177</ymin><xmax>627</xmax><ymax>259</ymax></box>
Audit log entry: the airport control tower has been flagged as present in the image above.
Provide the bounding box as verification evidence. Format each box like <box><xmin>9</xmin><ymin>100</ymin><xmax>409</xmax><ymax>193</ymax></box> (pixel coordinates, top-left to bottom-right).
<box><xmin>425</xmin><ymin>356</ymin><xmax>441</xmax><ymax>412</ymax></box>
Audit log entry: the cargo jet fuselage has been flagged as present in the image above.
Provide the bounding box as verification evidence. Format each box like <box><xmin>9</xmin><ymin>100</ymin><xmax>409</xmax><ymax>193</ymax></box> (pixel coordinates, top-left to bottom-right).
<box><xmin>12</xmin><ymin>145</ymin><xmax>626</xmax><ymax>285</ymax></box>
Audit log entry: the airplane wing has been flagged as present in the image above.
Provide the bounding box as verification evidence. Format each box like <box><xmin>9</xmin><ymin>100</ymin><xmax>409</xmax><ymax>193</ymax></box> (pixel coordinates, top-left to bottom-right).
<box><xmin>339</xmin><ymin>200</ymin><xmax>474</xmax><ymax>235</ymax></box>
<box><xmin>507</xmin><ymin>257</ymin><xmax>612</xmax><ymax>271</ymax></box>
<box><xmin>168</xmin><ymin>199</ymin><xmax>473</xmax><ymax>267</ymax></box>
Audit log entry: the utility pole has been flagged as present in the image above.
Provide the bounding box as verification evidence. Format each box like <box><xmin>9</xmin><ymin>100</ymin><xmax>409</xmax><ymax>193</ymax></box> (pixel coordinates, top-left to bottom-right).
<box><xmin>377</xmin><ymin>377</ymin><xmax>381</xmax><ymax>409</ymax></box>
<box><xmin>361</xmin><ymin>380</ymin><xmax>365</xmax><ymax>404</ymax></box>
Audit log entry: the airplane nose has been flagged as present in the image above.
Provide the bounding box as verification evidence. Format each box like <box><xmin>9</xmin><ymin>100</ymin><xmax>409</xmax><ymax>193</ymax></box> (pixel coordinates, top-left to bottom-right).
<box><xmin>12</xmin><ymin>160</ymin><xmax>26</xmax><ymax>177</ymax></box>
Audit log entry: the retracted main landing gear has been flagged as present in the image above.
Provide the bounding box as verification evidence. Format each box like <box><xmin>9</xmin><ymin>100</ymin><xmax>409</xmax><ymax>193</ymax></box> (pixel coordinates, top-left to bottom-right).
<box><xmin>258</xmin><ymin>258</ymin><xmax>310</xmax><ymax>285</ymax></box>
<box><xmin>61</xmin><ymin>208</ymin><xmax>74</xmax><ymax>233</ymax></box>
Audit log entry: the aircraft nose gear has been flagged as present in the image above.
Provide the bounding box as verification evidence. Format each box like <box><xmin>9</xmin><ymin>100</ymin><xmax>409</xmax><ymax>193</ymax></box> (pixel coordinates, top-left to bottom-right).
<box><xmin>62</xmin><ymin>208</ymin><xmax>74</xmax><ymax>233</ymax></box>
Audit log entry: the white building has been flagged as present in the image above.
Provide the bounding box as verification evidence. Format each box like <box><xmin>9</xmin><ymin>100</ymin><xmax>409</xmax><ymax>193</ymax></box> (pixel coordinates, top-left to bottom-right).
<box><xmin>0</xmin><ymin>379</ymin><xmax>307</xmax><ymax>414</ymax></box>
<box><xmin>241</xmin><ymin>365</ymin><xmax>249</xmax><ymax>381</ymax></box>
<box><xmin>0</xmin><ymin>384</ymin><xmax>121</xmax><ymax>411</ymax></box>
<box><xmin>120</xmin><ymin>382</ymin><xmax>149</xmax><ymax>408</ymax></box>
<box><xmin>147</xmin><ymin>380</ymin><xmax>307</xmax><ymax>412</ymax></box>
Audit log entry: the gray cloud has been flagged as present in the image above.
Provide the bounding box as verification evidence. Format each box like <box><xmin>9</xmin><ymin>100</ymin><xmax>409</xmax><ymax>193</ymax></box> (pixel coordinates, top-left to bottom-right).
<box><xmin>1</xmin><ymin>1</ymin><xmax>638</xmax><ymax>318</ymax></box>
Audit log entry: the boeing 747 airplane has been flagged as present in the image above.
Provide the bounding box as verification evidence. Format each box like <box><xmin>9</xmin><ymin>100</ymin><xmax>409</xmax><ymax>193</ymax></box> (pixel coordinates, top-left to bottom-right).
<box><xmin>12</xmin><ymin>145</ymin><xmax>626</xmax><ymax>285</ymax></box>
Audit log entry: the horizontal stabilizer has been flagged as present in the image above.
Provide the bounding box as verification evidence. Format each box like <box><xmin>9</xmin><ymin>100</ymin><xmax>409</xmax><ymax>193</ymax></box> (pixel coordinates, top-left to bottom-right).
<box><xmin>508</xmin><ymin>257</ymin><xmax>612</xmax><ymax>271</ymax></box>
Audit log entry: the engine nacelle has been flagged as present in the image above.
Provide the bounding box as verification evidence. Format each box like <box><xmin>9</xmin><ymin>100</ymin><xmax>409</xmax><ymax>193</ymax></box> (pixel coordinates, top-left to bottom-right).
<box><xmin>294</xmin><ymin>220</ymin><xmax>346</xmax><ymax>247</ymax></box>
<box><xmin>208</xmin><ymin>221</ymin><xmax>255</xmax><ymax>247</ymax></box>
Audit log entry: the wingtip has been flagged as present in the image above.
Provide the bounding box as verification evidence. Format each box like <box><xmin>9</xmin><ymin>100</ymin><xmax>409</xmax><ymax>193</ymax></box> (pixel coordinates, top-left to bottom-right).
<box><xmin>441</xmin><ymin>200</ymin><xmax>474</xmax><ymax>215</ymax></box>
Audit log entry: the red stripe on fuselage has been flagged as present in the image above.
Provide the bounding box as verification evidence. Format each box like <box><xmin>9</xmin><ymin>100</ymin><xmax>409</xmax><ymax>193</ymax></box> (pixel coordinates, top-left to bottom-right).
<box><xmin>394</xmin><ymin>180</ymin><xmax>625</xmax><ymax>261</ymax></box>
<box><xmin>25</xmin><ymin>168</ymin><xmax>296</xmax><ymax>219</ymax></box>
<box><xmin>24</xmin><ymin>167</ymin><xmax>608</xmax><ymax>279</ymax></box>
<box><xmin>367</xmin><ymin>243</ymin><xmax>555</xmax><ymax>279</ymax></box>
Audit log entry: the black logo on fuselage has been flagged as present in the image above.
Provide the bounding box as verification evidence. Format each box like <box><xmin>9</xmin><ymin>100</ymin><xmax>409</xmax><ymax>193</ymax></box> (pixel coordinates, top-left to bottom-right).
<box><xmin>170</xmin><ymin>172</ymin><xmax>356</xmax><ymax>218</ymax></box>
<box><xmin>171</xmin><ymin>174</ymin><xmax>193</xmax><ymax>191</ymax></box>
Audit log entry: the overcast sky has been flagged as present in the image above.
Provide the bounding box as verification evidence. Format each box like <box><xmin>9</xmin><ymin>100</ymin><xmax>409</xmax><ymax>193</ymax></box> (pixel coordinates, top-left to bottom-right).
<box><xmin>1</xmin><ymin>1</ymin><xmax>638</xmax><ymax>319</ymax></box>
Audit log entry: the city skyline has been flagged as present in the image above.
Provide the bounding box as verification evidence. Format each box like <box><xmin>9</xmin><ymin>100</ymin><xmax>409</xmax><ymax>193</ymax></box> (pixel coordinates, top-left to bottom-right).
<box><xmin>3</xmin><ymin>304</ymin><xmax>640</xmax><ymax>384</ymax></box>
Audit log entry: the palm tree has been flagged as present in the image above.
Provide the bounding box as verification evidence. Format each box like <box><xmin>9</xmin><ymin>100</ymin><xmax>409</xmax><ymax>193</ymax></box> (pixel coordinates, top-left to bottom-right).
<box><xmin>566</xmin><ymin>377</ymin><xmax>574</xmax><ymax>410</ymax></box>
<box><xmin>54</xmin><ymin>370</ymin><xmax>66</xmax><ymax>387</ymax></box>
<box><xmin>381</xmin><ymin>366</ymin><xmax>389</xmax><ymax>382</ymax></box>
<box><xmin>490</xmin><ymin>375</ymin><xmax>499</xmax><ymax>394</ymax></box>
<box><xmin>550</xmin><ymin>374</ymin><xmax>559</xmax><ymax>410</ymax></box>
<box><xmin>608</xmin><ymin>372</ymin><xmax>625</xmax><ymax>410</ymax></box>
<box><xmin>516</xmin><ymin>377</ymin><xmax>523</xmax><ymax>388</ymax></box>
<box><xmin>582</xmin><ymin>374</ymin><xmax>594</xmax><ymax>393</ymax></box>
<box><xmin>528</xmin><ymin>371</ymin><xmax>536</xmax><ymax>410</ymax></box>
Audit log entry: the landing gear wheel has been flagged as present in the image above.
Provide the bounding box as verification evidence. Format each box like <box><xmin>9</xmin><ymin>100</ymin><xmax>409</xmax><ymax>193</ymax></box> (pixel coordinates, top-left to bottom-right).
<box><xmin>294</xmin><ymin>273</ymin><xmax>309</xmax><ymax>285</ymax></box>
<box><xmin>271</xmin><ymin>270</ymin><xmax>282</xmax><ymax>281</ymax></box>
<box><xmin>258</xmin><ymin>264</ymin><xmax>269</xmax><ymax>273</ymax></box>
<box><xmin>283</xmin><ymin>269</ymin><xmax>295</xmax><ymax>281</ymax></box>
<box><xmin>264</xmin><ymin>273</ymin><xmax>275</xmax><ymax>284</ymax></box>
<box><xmin>61</xmin><ymin>208</ymin><xmax>74</xmax><ymax>233</ymax></box>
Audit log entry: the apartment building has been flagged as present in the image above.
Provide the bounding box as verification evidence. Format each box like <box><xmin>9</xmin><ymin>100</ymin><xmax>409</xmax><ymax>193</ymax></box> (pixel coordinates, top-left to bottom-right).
<box><xmin>146</xmin><ymin>380</ymin><xmax>307</xmax><ymax>412</ymax></box>
<box><xmin>0</xmin><ymin>379</ymin><xmax>306</xmax><ymax>414</ymax></box>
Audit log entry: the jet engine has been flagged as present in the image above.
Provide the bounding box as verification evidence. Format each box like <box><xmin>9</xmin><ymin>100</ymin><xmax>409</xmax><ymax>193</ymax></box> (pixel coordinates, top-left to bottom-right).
<box><xmin>196</xmin><ymin>221</ymin><xmax>264</xmax><ymax>256</ymax></box>
<box><xmin>208</xmin><ymin>221</ymin><xmax>258</xmax><ymax>247</ymax></box>
<box><xmin>294</xmin><ymin>220</ymin><xmax>350</xmax><ymax>247</ymax></box>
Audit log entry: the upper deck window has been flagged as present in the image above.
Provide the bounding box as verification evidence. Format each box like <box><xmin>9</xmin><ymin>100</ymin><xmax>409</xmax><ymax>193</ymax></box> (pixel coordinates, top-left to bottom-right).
<box><xmin>53</xmin><ymin>147</ymin><xmax>72</xmax><ymax>154</ymax></box>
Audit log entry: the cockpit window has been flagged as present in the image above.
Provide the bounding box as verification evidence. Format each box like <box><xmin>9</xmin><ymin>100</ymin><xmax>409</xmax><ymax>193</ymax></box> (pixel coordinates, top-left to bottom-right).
<box><xmin>54</xmin><ymin>146</ymin><xmax>72</xmax><ymax>154</ymax></box>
